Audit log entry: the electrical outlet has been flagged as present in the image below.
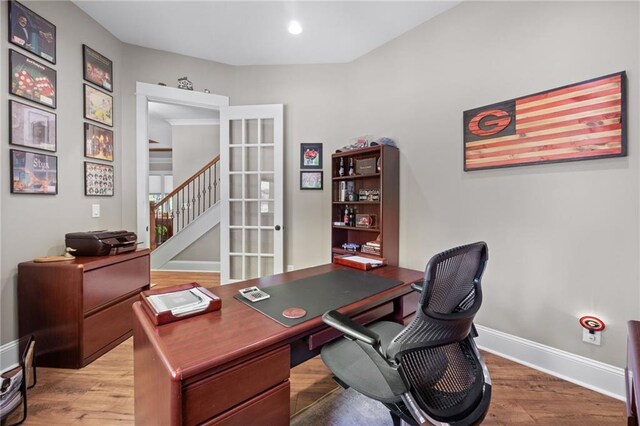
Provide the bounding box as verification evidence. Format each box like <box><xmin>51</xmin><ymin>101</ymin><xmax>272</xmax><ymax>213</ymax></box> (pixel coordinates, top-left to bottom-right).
<box><xmin>91</xmin><ymin>204</ymin><xmax>101</xmax><ymax>218</ymax></box>
<box><xmin>287</xmin><ymin>265</ymin><xmax>294</xmax><ymax>272</ymax></box>
<box><xmin>582</xmin><ymin>328</ymin><xmax>601</xmax><ymax>345</ymax></box>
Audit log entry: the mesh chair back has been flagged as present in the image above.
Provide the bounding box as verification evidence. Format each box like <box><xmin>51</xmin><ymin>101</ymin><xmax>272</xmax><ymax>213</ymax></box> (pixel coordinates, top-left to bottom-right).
<box><xmin>386</xmin><ymin>242</ymin><xmax>489</xmax><ymax>423</ymax></box>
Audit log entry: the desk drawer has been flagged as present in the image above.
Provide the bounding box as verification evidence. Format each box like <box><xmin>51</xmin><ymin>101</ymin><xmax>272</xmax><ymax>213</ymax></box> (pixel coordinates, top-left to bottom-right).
<box><xmin>83</xmin><ymin>255</ymin><xmax>149</xmax><ymax>313</ymax></box>
<box><xmin>402</xmin><ymin>291</ymin><xmax>420</xmax><ymax>318</ymax></box>
<box><xmin>83</xmin><ymin>293</ymin><xmax>137</xmax><ymax>359</ymax></box>
<box><xmin>202</xmin><ymin>381</ymin><xmax>290</xmax><ymax>426</ymax></box>
<box><xmin>183</xmin><ymin>346</ymin><xmax>290</xmax><ymax>426</ymax></box>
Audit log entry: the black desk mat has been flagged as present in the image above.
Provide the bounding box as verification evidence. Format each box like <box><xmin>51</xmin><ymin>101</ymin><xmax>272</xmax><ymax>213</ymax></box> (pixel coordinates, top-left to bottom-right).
<box><xmin>233</xmin><ymin>269</ymin><xmax>402</xmax><ymax>327</ymax></box>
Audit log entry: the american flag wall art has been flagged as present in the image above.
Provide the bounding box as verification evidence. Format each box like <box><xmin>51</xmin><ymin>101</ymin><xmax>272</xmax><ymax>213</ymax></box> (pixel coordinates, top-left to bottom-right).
<box><xmin>463</xmin><ymin>72</ymin><xmax>626</xmax><ymax>171</ymax></box>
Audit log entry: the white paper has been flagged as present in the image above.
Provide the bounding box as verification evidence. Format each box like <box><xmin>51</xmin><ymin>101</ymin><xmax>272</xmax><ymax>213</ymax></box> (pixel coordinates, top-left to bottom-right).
<box><xmin>342</xmin><ymin>256</ymin><xmax>383</xmax><ymax>265</ymax></box>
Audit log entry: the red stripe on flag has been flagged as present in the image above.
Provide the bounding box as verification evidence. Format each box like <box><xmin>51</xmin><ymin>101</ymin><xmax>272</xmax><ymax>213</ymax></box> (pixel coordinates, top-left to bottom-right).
<box><xmin>515</xmin><ymin>75</ymin><xmax>621</xmax><ymax>106</ymax></box>
<box><xmin>515</xmin><ymin>86</ymin><xmax>621</xmax><ymax>115</ymax></box>
<box><xmin>465</xmin><ymin>147</ymin><xmax>623</xmax><ymax>170</ymax></box>
<box><xmin>515</xmin><ymin>112</ymin><xmax>621</xmax><ymax>134</ymax></box>
<box><xmin>515</xmin><ymin>99</ymin><xmax>621</xmax><ymax>125</ymax></box>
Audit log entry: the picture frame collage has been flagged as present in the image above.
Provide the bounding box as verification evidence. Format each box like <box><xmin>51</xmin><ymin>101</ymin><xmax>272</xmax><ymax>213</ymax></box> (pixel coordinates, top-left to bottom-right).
<box><xmin>300</xmin><ymin>142</ymin><xmax>323</xmax><ymax>190</ymax></box>
<box><xmin>82</xmin><ymin>44</ymin><xmax>114</xmax><ymax>196</ymax></box>
<box><xmin>8</xmin><ymin>0</ymin><xmax>58</xmax><ymax>194</ymax></box>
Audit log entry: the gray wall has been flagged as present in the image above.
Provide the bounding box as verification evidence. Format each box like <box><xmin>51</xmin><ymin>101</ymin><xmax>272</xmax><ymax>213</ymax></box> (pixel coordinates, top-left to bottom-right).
<box><xmin>344</xmin><ymin>1</ymin><xmax>639</xmax><ymax>367</ymax></box>
<box><xmin>1</xmin><ymin>1</ymin><xmax>124</xmax><ymax>345</ymax></box>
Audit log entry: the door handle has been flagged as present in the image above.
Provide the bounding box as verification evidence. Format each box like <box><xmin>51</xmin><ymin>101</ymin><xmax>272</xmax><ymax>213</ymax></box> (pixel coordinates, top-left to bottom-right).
<box><xmin>275</xmin><ymin>225</ymin><xmax>281</xmax><ymax>231</ymax></box>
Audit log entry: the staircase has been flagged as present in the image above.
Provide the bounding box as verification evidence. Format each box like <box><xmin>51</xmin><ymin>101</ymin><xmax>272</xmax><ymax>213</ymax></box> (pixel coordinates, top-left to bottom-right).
<box><xmin>150</xmin><ymin>156</ymin><xmax>220</xmax><ymax>269</ymax></box>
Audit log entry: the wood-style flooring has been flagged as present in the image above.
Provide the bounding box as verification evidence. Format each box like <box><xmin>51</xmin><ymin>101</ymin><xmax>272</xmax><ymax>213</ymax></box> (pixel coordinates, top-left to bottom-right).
<box><xmin>3</xmin><ymin>271</ymin><xmax>625</xmax><ymax>425</ymax></box>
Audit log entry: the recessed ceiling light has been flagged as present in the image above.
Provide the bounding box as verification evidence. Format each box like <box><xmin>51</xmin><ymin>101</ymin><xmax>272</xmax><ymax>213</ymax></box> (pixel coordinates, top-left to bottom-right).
<box><xmin>288</xmin><ymin>20</ymin><xmax>302</xmax><ymax>35</ymax></box>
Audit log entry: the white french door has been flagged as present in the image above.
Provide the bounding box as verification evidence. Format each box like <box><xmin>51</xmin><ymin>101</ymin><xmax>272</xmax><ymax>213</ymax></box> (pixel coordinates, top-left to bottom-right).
<box><xmin>220</xmin><ymin>105</ymin><xmax>283</xmax><ymax>284</ymax></box>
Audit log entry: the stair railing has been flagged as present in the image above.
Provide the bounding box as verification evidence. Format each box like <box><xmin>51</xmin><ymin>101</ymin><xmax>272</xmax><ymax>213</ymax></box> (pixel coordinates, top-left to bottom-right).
<box><xmin>150</xmin><ymin>155</ymin><xmax>220</xmax><ymax>250</ymax></box>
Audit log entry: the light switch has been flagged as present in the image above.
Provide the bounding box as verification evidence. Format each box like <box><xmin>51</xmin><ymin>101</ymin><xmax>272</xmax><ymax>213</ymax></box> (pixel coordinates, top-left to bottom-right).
<box><xmin>92</xmin><ymin>204</ymin><xmax>101</xmax><ymax>218</ymax></box>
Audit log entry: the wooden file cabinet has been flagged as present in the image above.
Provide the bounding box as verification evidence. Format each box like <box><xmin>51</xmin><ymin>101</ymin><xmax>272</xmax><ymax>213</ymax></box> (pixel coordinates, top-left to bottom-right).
<box><xmin>18</xmin><ymin>250</ymin><xmax>150</xmax><ymax>369</ymax></box>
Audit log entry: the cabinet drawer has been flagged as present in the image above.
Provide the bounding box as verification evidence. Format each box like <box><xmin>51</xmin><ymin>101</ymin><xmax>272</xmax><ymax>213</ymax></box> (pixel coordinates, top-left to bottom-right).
<box><xmin>203</xmin><ymin>381</ymin><xmax>290</xmax><ymax>426</ymax></box>
<box><xmin>83</xmin><ymin>255</ymin><xmax>149</xmax><ymax>313</ymax></box>
<box><xmin>183</xmin><ymin>346</ymin><xmax>290</xmax><ymax>426</ymax></box>
<box><xmin>83</xmin><ymin>293</ymin><xmax>137</xmax><ymax>359</ymax></box>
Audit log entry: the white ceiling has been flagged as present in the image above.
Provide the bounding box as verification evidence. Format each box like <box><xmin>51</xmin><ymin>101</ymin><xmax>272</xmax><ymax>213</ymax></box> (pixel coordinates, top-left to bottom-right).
<box><xmin>73</xmin><ymin>1</ymin><xmax>460</xmax><ymax>66</ymax></box>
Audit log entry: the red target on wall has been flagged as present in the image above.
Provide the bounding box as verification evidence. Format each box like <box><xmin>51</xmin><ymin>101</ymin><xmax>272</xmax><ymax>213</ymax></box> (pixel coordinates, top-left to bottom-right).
<box><xmin>579</xmin><ymin>316</ymin><xmax>605</xmax><ymax>332</ymax></box>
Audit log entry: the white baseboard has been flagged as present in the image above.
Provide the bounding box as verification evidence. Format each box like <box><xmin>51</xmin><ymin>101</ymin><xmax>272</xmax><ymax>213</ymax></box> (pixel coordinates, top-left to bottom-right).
<box><xmin>153</xmin><ymin>260</ymin><xmax>220</xmax><ymax>272</ymax></box>
<box><xmin>0</xmin><ymin>339</ymin><xmax>20</xmax><ymax>372</ymax></box>
<box><xmin>475</xmin><ymin>324</ymin><xmax>625</xmax><ymax>401</ymax></box>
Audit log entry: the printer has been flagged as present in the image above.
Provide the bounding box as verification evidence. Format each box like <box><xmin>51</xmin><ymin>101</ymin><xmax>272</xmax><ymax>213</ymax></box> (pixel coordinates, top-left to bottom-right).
<box><xmin>65</xmin><ymin>230</ymin><xmax>137</xmax><ymax>256</ymax></box>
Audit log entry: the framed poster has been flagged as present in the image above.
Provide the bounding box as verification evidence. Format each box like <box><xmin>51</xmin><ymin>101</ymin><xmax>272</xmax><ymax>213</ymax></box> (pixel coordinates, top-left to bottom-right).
<box><xmin>10</xmin><ymin>49</ymin><xmax>56</xmax><ymax>108</ymax></box>
<box><xmin>10</xmin><ymin>100</ymin><xmax>56</xmax><ymax>152</ymax></box>
<box><xmin>85</xmin><ymin>161</ymin><xmax>114</xmax><ymax>196</ymax></box>
<box><xmin>83</xmin><ymin>45</ymin><xmax>112</xmax><ymax>92</ymax></box>
<box><xmin>84</xmin><ymin>123</ymin><xmax>113</xmax><ymax>161</ymax></box>
<box><xmin>300</xmin><ymin>171</ymin><xmax>323</xmax><ymax>190</ymax></box>
<box><xmin>463</xmin><ymin>71</ymin><xmax>626</xmax><ymax>171</ymax></box>
<box><xmin>8</xmin><ymin>0</ymin><xmax>56</xmax><ymax>64</ymax></box>
<box><xmin>300</xmin><ymin>143</ymin><xmax>322</xmax><ymax>169</ymax></box>
<box><xmin>84</xmin><ymin>84</ymin><xmax>113</xmax><ymax>127</ymax></box>
<box><xmin>10</xmin><ymin>149</ymin><xmax>57</xmax><ymax>194</ymax></box>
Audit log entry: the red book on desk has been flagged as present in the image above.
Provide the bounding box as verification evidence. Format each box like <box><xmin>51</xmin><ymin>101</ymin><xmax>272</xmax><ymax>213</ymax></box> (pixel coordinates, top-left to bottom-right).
<box><xmin>140</xmin><ymin>282</ymin><xmax>221</xmax><ymax>326</ymax></box>
<box><xmin>334</xmin><ymin>255</ymin><xmax>386</xmax><ymax>271</ymax></box>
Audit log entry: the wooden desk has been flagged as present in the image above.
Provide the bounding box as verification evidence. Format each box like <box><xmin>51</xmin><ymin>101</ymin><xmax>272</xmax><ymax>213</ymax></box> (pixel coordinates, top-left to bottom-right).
<box><xmin>133</xmin><ymin>264</ymin><xmax>423</xmax><ymax>425</ymax></box>
<box><xmin>627</xmin><ymin>320</ymin><xmax>640</xmax><ymax>425</ymax></box>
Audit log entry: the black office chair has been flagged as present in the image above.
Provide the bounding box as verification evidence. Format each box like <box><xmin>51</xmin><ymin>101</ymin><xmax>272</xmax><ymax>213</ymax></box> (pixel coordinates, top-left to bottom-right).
<box><xmin>321</xmin><ymin>242</ymin><xmax>491</xmax><ymax>425</ymax></box>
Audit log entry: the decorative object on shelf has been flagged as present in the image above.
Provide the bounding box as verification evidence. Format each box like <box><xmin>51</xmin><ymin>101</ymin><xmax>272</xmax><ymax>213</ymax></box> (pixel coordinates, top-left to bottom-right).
<box><xmin>341</xmin><ymin>242</ymin><xmax>360</xmax><ymax>252</ymax></box>
<box><xmin>356</xmin><ymin>214</ymin><xmax>376</xmax><ymax>228</ymax></box>
<box><xmin>336</xmin><ymin>136</ymin><xmax>396</xmax><ymax>153</ymax></box>
<box><xmin>9</xmin><ymin>100</ymin><xmax>56</xmax><ymax>152</ymax></box>
<box><xmin>84</xmin><ymin>84</ymin><xmax>113</xmax><ymax>127</ymax></box>
<box><xmin>9</xmin><ymin>0</ymin><xmax>56</xmax><ymax>64</ymax></box>
<box><xmin>362</xmin><ymin>239</ymin><xmax>381</xmax><ymax>255</ymax></box>
<box><xmin>464</xmin><ymin>71</ymin><xmax>626</xmax><ymax>171</ymax></box>
<box><xmin>178</xmin><ymin>76</ymin><xmax>193</xmax><ymax>90</ymax></box>
<box><xmin>358</xmin><ymin>188</ymin><xmax>379</xmax><ymax>201</ymax></box>
<box><xmin>203</xmin><ymin>89</ymin><xmax>211</xmax><ymax>94</ymax></box>
<box><xmin>355</xmin><ymin>157</ymin><xmax>376</xmax><ymax>175</ymax></box>
<box><xmin>370</xmin><ymin>137</ymin><xmax>396</xmax><ymax>147</ymax></box>
<box><xmin>83</xmin><ymin>45</ymin><xmax>112</xmax><ymax>92</ymax></box>
<box><xmin>348</xmin><ymin>158</ymin><xmax>355</xmax><ymax>176</ymax></box>
<box><xmin>85</xmin><ymin>161</ymin><xmax>114</xmax><ymax>196</ymax></box>
<box><xmin>300</xmin><ymin>171</ymin><xmax>323</xmax><ymax>190</ymax></box>
<box><xmin>10</xmin><ymin>49</ymin><xmax>56</xmax><ymax>108</ymax></box>
<box><xmin>338</xmin><ymin>157</ymin><xmax>345</xmax><ymax>176</ymax></box>
<box><xmin>10</xmin><ymin>149</ymin><xmax>57</xmax><ymax>195</ymax></box>
<box><xmin>84</xmin><ymin>123</ymin><xmax>113</xmax><ymax>161</ymax></box>
<box><xmin>300</xmin><ymin>142</ymin><xmax>322</xmax><ymax>169</ymax></box>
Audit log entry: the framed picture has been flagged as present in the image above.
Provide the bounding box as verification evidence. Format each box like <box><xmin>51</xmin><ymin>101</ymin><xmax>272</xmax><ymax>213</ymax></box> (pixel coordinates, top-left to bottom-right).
<box><xmin>10</xmin><ymin>149</ymin><xmax>57</xmax><ymax>195</ymax></box>
<box><xmin>10</xmin><ymin>49</ymin><xmax>56</xmax><ymax>108</ymax></box>
<box><xmin>84</xmin><ymin>84</ymin><xmax>113</xmax><ymax>127</ymax></box>
<box><xmin>84</xmin><ymin>123</ymin><xmax>113</xmax><ymax>161</ymax></box>
<box><xmin>8</xmin><ymin>0</ymin><xmax>56</xmax><ymax>64</ymax></box>
<box><xmin>10</xmin><ymin>100</ymin><xmax>56</xmax><ymax>152</ymax></box>
<box><xmin>300</xmin><ymin>171</ymin><xmax>323</xmax><ymax>190</ymax></box>
<box><xmin>300</xmin><ymin>143</ymin><xmax>322</xmax><ymax>169</ymax></box>
<box><xmin>463</xmin><ymin>71</ymin><xmax>626</xmax><ymax>171</ymax></box>
<box><xmin>85</xmin><ymin>161</ymin><xmax>114</xmax><ymax>196</ymax></box>
<box><xmin>83</xmin><ymin>45</ymin><xmax>113</xmax><ymax>92</ymax></box>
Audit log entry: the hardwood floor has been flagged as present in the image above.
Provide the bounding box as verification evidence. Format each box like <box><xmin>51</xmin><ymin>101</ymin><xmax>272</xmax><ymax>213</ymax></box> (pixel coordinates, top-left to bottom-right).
<box><xmin>3</xmin><ymin>271</ymin><xmax>625</xmax><ymax>425</ymax></box>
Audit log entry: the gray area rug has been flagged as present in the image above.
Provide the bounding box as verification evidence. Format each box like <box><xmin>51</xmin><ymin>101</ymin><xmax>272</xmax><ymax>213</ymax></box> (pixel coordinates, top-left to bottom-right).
<box><xmin>291</xmin><ymin>387</ymin><xmax>393</xmax><ymax>426</ymax></box>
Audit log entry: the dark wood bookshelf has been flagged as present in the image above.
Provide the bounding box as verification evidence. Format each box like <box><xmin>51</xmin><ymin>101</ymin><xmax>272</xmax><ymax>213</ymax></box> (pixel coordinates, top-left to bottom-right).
<box><xmin>331</xmin><ymin>145</ymin><xmax>399</xmax><ymax>265</ymax></box>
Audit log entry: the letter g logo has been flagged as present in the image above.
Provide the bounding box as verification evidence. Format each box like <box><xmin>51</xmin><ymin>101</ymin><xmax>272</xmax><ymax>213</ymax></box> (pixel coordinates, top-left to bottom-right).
<box><xmin>468</xmin><ymin>109</ymin><xmax>512</xmax><ymax>137</ymax></box>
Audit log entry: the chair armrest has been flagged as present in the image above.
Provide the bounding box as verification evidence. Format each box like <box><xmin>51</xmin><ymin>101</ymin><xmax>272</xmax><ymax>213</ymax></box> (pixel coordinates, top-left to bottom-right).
<box><xmin>322</xmin><ymin>310</ymin><xmax>380</xmax><ymax>347</ymax></box>
<box><xmin>411</xmin><ymin>281</ymin><xmax>424</xmax><ymax>293</ymax></box>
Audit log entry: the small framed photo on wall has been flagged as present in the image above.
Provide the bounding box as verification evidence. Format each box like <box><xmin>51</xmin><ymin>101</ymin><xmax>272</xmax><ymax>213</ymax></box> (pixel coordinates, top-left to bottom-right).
<box><xmin>85</xmin><ymin>161</ymin><xmax>114</xmax><ymax>196</ymax></box>
<box><xmin>85</xmin><ymin>123</ymin><xmax>113</xmax><ymax>161</ymax></box>
<box><xmin>10</xmin><ymin>149</ymin><xmax>57</xmax><ymax>194</ymax></box>
<box><xmin>10</xmin><ymin>49</ymin><xmax>56</xmax><ymax>108</ymax></box>
<box><xmin>84</xmin><ymin>84</ymin><xmax>113</xmax><ymax>127</ymax></box>
<box><xmin>300</xmin><ymin>143</ymin><xmax>322</xmax><ymax>169</ymax></box>
<box><xmin>8</xmin><ymin>0</ymin><xmax>56</xmax><ymax>64</ymax></box>
<box><xmin>83</xmin><ymin>45</ymin><xmax>113</xmax><ymax>92</ymax></box>
<box><xmin>300</xmin><ymin>171</ymin><xmax>323</xmax><ymax>190</ymax></box>
<box><xmin>10</xmin><ymin>100</ymin><xmax>56</xmax><ymax>152</ymax></box>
